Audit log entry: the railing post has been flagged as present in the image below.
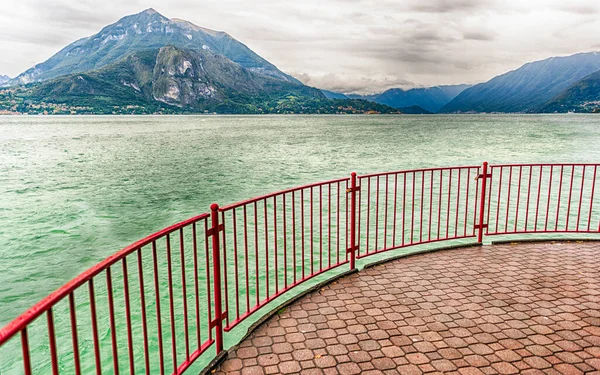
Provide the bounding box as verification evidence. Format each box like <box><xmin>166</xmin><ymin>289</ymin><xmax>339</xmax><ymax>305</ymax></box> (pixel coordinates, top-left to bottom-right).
<box><xmin>209</xmin><ymin>203</ymin><xmax>224</xmax><ymax>354</ymax></box>
<box><xmin>477</xmin><ymin>162</ymin><xmax>489</xmax><ymax>243</ymax></box>
<box><xmin>348</xmin><ymin>172</ymin><xmax>358</xmax><ymax>269</ymax></box>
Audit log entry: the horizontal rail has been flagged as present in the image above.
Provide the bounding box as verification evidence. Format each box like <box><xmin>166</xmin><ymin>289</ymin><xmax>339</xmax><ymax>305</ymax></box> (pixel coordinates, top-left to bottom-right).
<box><xmin>218</xmin><ymin>177</ymin><xmax>349</xmax><ymax>211</ymax></box>
<box><xmin>358</xmin><ymin>165</ymin><xmax>481</xmax><ymax>179</ymax></box>
<box><xmin>1</xmin><ymin>162</ymin><xmax>599</xmax><ymax>375</ymax></box>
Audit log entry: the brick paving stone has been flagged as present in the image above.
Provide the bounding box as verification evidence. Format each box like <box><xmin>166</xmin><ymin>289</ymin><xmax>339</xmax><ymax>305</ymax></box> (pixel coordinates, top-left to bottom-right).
<box><xmin>214</xmin><ymin>242</ymin><xmax>600</xmax><ymax>375</ymax></box>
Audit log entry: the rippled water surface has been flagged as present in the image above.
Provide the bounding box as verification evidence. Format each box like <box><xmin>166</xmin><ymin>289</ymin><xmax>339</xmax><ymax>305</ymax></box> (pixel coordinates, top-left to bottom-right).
<box><xmin>1</xmin><ymin>114</ymin><xmax>600</xmax><ymax>326</ymax></box>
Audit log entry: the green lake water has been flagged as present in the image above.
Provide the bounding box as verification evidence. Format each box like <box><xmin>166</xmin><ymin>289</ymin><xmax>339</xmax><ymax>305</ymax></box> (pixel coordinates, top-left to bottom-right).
<box><xmin>1</xmin><ymin>114</ymin><xmax>599</xmax><ymax>373</ymax></box>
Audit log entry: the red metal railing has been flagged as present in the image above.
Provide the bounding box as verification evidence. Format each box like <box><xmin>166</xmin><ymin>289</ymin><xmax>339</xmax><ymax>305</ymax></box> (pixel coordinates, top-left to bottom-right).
<box><xmin>355</xmin><ymin>165</ymin><xmax>482</xmax><ymax>257</ymax></box>
<box><xmin>485</xmin><ymin>164</ymin><xmax>599</xmax><ymax>235</ymax></box>
<box><xmin>1</xmin><ymin>162</ymin><xmax>599</xmax><ymax>375</ymax></box>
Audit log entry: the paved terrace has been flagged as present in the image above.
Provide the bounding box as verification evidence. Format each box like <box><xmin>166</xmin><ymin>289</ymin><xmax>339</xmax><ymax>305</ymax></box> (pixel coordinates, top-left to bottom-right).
<box><xmin>213</xmin><ymin>241</ymin><xmax>600</xmax><ymax>375</ymax></box>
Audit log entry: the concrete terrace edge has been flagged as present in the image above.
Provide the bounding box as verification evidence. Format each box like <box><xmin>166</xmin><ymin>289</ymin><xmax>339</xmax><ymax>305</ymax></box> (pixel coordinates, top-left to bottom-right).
<box><xmin>490</xmin><ymin>237</ymin><xmax>600</xmax><ymax>245</ymax></box>
<box><xmin>199</xmin><ymin>268</ymin><xmax>359</xmax><ymax>374</ymax></box>
<box><xmin>361</xmin><ymin>242</ymin><xmax>482</xmax><ymax>270</ymax></box>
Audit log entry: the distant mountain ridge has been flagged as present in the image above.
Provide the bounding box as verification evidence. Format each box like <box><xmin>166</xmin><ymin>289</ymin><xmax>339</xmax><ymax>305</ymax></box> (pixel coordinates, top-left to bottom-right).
<box><xmin>396</xmin><ymin>105</ymin><xmax>432</xmax><ymax>114</ymax></box>
<box><xmin>321</xmin><ymin>89</ymin><xmax>348</xmax><ymax>99</ymax></box>
<box><xmin>10</xmin><ymin>8</ymin><xmax>299</xmax><ymax>86</ymax></box>
<box><xmin>325</xmin><ymin>84</ymin><xmax>470</xmax><ymax>113</ymax></box>
<box><xmin>0</xmin><ymin>75</ymin><xmax>9</xmax><ymax>86</ymax></box>
<box><xmin>367</xmin><ymin>85</ymin><xmax>471</xmax><ymax>113</ymax></box>
<box><xmin>440</xmin><ymin>52</ymin><xmax>600</xmax><ymax>113</ymax></box>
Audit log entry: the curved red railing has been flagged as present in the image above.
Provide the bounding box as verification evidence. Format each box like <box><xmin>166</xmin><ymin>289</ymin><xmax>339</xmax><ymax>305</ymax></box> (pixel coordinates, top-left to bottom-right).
<box><xmin>1</xmin><ymin>162</ymin><xmax>599</xmax><ymax>375</ymax></box>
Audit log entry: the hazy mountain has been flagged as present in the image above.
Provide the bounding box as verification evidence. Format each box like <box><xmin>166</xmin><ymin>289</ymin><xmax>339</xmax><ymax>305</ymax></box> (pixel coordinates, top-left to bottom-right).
<box><xmin>0</xmin><ymin>75</ymin><xmax>10</xmax><ymax>86</ymax></box>
<box><xmin>440</xmin><ymin>52</ymin><xmax>600</xmax><ymax>113</ymax></box>
<box><xmin>397</xmin><ymin>105</ymin><xmax>432</xmax><ymax>114</ymax></box>
<box><xmin>11</xmin><ymin>8</ymin><xmax>299</xmax><ymax>86</ymax></box>
<box><xmin>365</xmin><ymin>84</ymin><xmax>470</xmax><ymax>113</ymax></box>
<box><xmin>538</xmin><ymin>69</ymin><xmax>600</xmax><ymax>113</ymax></box>
<box><xmin>321</xmin><ymin>89</ymin><xmax>348</xmax><ymax>99</ymax></box>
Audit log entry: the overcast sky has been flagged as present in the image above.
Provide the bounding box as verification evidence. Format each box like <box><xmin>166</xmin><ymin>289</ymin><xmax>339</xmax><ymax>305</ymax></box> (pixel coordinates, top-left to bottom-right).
<box><xmin>1</xmin><ymin>0</ymin><xmax>600</xmax><ymax>94</ymax></box>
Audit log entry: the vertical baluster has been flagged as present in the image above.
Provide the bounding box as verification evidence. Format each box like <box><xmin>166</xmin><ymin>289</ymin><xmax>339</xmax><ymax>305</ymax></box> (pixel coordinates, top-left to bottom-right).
<box><xmin>429</xmin><ymin>170</ymin><xmax>434</xmax><ymax>241</ymax></box>
<box><xmin>106</xmin><ymin>268</ymin><xmax>120</xmax><ymax>375</ymax></box>
<box><xmin>283</xmin><ymin>194</ymin><xmax>288</xmax><ymax>288</ymax></box>
<box><xmin>47</xmin><ymin>308</ymin><xmax>59</xmax><ymax>375</ymax></box>
<box><xmin>21</xmin><ymin>328</ymin><xmax>32</xmax><ymax>375</ymax></box>
<box><xmin>534</xmin><ymin>166</ymin><xmax>543</xmax><ymax>231</ymax></box>
<box><xmin>253</xmin><ymin>202</ymin><xmax>259</xmax><ymax>305</ymax></box>
<box><xmin>204</xmin><ymin>221</ymin><xmax>213</xmax><ymax>341</ymax></box>
<box><xmin>545</xmin><ymin>166</ymin><xmax>554</xmax><ymax>231</ymax></box>
<box><xmin>437</xmin><ymin>170</ymin><xmax>443</xmax><ymax>240</ymax></box>
<box><xmin>291</xmin><ymin>191</ymin><xmax>297</xmax><ymax>283</ymax></box>
<box><xmin>515</xmin><ymin>166</ymin><xmax>523</xmax><ymax>232</ymax></box>
<box><xmin>152</xmin><ymin>242</ymin><xmax>165</xmax><ymax>375</ymax></box>
<box><xmin>310</xmin><ymin>187</ymin><xmax>314</xmax><ymax>275</ymax></box>
<box><xmin>328</xmin><ymin>184</ymin><xmax>332</xmax><ymax>267</ymax></box>
<box><xmin>264</xmin><ymin>200</ymin><xmax>269</xmax><ymax>297</ymax></box>
<box><xmin>179</xmin><ymin>229</ymin><xmax>190</xmax><ymax>360</ymax></box>
<box><xmin>555</xmin><ymin>166</ymin><xmax>564</xmax><ymax>231</ymax></box>
<box><xmin>137</xmin><ymin>249</ymin><xmax>150</xmax><ymax>375</ymax></box>
<box><xmin>392</xmin><ymin>174</ymin><xmax>398</xmax><ymax>246</ymax></box>
<box><xmin>419</xmin><ymin>171</ymin><xmax>424</xmax><ymax>242</ymax></box>
<box><xmin>566</xmin><ymin>165</ymin><xmax>575</xmax><ymax>230</ymax></box>
<box><xmin>232</xmin><ymin>211</ymin><xmax>240</xmax><ymax>320</ymax></box>
<box><xmin>576</xmin><ymin>165</ymin><xmax>586</xmax><ymax>230</ymax></box>
<box><xmin>505</xmin><ymin>167</ymin><xmax>513</xmax><ymax>232</ymax></box>
<box><xmin>89</xmin><ymin>280</ymin><xmax>102</xmax><ymax>375</ymax></box>
<box><xmin>411</xmin><ymin>172</ymin><xmax>416</xmax><ymax>244</ymax></box>
<box><xmin>366</xmin><ymin>178</ymin><xmax>371</xmax><ymax>252</ymax></box>
<box><xmin>69</xmin><ymin>292</ymin><xmax>82</xmax><ymax>375</ymax></box>
<box><xmin>525</xmin><ymin>166</ymin><xmax>533</xmax><ymax>231</ymax></box>
<box><xmin>243</xmin><ymin>206</ymin><xmax>250</xmax><ymax>313</ymax></box>
<box><xmin>273</xmin><ymin>196</ymin><xmax>279</xmax><ymax>292</ymax></box>
<box><xmin>384</xmin><ymin>175</ymin><xmax>389</xmax><ymax>249</ymax></box>
<box><xmin>122</xmin><ymin>258</ymin><xmax>135</xmax><ymax>374</ymax></box>
<box><xmin>300</xmin><ymin>190</ymin><xmax>305</xmax><ymax>279</ymax></box>
<box><xmin>456</xmin><ymin>168</ymin><xmax>462</xmax><ymax>237</ymax></box>
<box><xmin>375</xmin><ymin>176</ymin><xmax>380</xmax><ymax>250</ymax></box>
<box><xmin>165</xmin><ymin>235</ymin><xmax>177</xmax><ymax>372</ymax></box>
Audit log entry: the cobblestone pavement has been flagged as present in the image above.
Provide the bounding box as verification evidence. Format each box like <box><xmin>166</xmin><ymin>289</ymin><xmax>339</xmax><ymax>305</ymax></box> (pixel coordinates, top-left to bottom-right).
<box><xmin>214</xmin><ymin>241</ymin><xmax>600</xmax><ymax>375</ymax></box>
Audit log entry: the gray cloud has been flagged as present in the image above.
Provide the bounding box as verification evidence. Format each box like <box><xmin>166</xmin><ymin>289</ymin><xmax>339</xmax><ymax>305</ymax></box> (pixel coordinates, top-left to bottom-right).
<box><xmin>296</xmin><ymin>72</ymin><xmax>415</xmax><ymax>95</ymax></box>
<box><xmin>0</xmin><ymin>0</ymin><xmax>599</xmax><ymax>93</ymax></box>
<box><xmin>410</xmin><ymin>0</ymin><xmax>494</xmax><ymax>13</ymax></box>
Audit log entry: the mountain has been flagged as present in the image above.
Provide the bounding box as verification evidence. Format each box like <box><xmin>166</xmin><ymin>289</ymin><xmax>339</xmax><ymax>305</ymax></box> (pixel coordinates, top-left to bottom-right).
<box><xmin>1</xmin><ymin>46</ymin><xmax>400</xmax><ymax>115</ymax></box>
<box><xmin>321</xmin><ymin>89</ymin><xmax>348</xmax><ymax>99</ymax></box>
<box><xmin>397</xmin><ymin>105</ymin><xmax>432</xmax><ymax>114</ymax></box>
<box><xmin>0</xmin><ymin>75</ymin><xmax>10</xmax><ymax>86</ymax></box>
<box><xmin>11</xmin><ymin>8</ymin><xmax>299</xmax><ymax>86</ymax></box>
<box><xmin>365</xmin><ymin>84</ymin><xmax>470</xmax><ymax>113</ymax></box>
<box><xmin>26</xmin><ymin>46</ymin><xmax>322</xmax><ymax>111</ymax></box>
<box><xmin>440</xmin><ymin>52</ymin><xmax>600</xmax><ymax>113</ymax></box>
<box><xmin>538</xmin><ymin>70</ymin><xmax>600</xmax><ymax>113</ymax></box>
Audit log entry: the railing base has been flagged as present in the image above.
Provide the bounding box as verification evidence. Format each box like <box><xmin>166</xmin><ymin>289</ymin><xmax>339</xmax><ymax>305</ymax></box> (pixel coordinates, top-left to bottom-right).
<box><xmin>362</xmin><ymin>242</ymin><xmax>483</xmax><ymax>270</ymax></box>
<box><xmin>201</xmin><ymin>267</ymin><xmax>358</xmax><ymax>374</ymax></box>
<box><xmin>490</xmin><ymin>237</ymin><xmax>600</xmax><ymax>245</ymax></box>
<box><xmin>197</xmin><ymin>350</ymin><xmax>228</xmax><ymax>375</ymax></box>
